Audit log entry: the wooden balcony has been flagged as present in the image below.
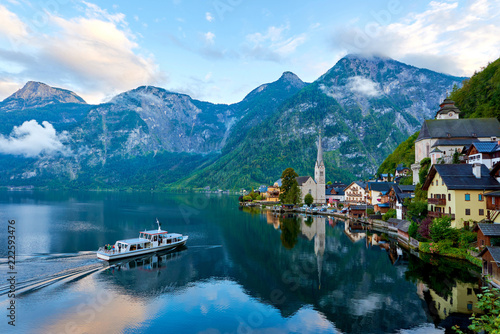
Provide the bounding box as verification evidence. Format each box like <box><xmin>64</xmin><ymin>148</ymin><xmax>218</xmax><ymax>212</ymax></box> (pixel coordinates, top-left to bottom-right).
<box><xmin>486</xmin><ymin>202</ymin><xmax>500</xmax><ymax>210</ymax></box>
<box><xmin>428</xmin><ymin>211</ymin><xmax>455</xmax><ymax>219</ymax></box>
<box><xmin>428</xmin><ymin>197</ymin><xmax>446</xmax><ymax>205</ymax></box>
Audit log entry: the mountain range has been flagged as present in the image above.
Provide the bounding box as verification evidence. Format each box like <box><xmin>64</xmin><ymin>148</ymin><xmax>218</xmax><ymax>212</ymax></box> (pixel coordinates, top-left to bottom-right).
<box><xmin>0</xmin><ymin>54</ymin><xmax>466</xmax><ymax>190</ymax></box>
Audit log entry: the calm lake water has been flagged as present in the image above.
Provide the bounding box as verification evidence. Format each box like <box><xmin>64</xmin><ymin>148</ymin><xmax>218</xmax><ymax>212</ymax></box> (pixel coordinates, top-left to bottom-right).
<box><xmin>0</xmin><ymin>191</ymin><xmax>482</xmax><ymax>334</ymax></box>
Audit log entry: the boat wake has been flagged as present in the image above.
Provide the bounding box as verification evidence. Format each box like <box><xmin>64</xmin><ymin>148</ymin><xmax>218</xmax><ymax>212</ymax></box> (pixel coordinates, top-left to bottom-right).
<box><xmin>0</xmin><ymin>251</ymin><xmax>111</xmax><ymax>299</ymax></box>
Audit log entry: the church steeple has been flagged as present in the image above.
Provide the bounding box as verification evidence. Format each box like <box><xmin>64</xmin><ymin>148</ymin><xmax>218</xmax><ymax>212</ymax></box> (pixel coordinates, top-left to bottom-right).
<box><xmin>316</xmin><ymin>131</ymin><xmax>324</xmax><ymax>166</ymax></box>
<box><xmin>314</xmin><ymin>131</ymin><xmax>326</xmax><ymax>189</ymax></box>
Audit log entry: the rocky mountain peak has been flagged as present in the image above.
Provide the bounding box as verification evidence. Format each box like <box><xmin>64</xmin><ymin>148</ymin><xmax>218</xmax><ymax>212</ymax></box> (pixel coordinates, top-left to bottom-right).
<box><xmin>0</xmin><ymin>81</ymin><xmax>86</xmax><ymax>112</ymax></box>
<box><xmin>278</xmin><ymin>71</ymin><xmax>304</xmax><ymax>87</ymax></box>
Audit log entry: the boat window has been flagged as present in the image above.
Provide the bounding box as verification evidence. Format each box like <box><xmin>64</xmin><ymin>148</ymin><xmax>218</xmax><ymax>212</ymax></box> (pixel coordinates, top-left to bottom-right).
<box><xmin>137</xmin><ymin>244</ymin><xmax>143</xmax><ymax>250</ymax></box>
<box><xmin>130</xmin><ymin>245</ymin><xmax>136</xmax><ymax>251</ymax></box>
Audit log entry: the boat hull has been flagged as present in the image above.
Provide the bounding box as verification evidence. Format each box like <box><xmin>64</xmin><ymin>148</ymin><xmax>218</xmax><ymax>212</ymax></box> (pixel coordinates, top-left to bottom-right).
<box><xmin>96</xmin><ymin>237</ymin><xmax>188</xmax><ymax>261</ymax></box>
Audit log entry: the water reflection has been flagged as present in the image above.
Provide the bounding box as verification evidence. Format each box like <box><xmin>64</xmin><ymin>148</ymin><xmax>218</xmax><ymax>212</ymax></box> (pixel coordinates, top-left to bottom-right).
<box><xmin>0</xmin><ymin>192</ymin><xmax>484</xmax><ymax>334</ymax></box>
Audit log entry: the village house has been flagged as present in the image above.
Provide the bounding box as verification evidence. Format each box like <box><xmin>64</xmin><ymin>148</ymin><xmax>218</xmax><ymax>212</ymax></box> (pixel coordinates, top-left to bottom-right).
<box><xmin>366</xmin><ymin>182</ymin><xmax>395</xmax><ymax>206</ymax></box>
<box><xmin>344</xmin><ymin>181</ymin><xmax>367</xmax><ymax>204</ymax></box>
<box><xmin>325</xmin><ymin>185</ymin><xmax>345</xmax><ymax>204</ymax></box>
<box><xmin>349</xmin><ymin>204</ymin><xmax>373</xmax><ymax>219</ymax></box>
<box><xmin>387</xmin><ymin>185</ymin><xmax>415</xmax><ymax>219</ymax></box>
<box><xmin>422</xmin><ymin>163</ymin><xmax>500</xmax><ymax>228</ymax></box>
<box><xmin>395</xmin><ymin>164</ymin><xmax>410</xmax><ymax>177</ymax></box>
<box><xmin>265</xmin><ymin>182</ymin><xmax>280</xmax><ymax>202</ymax></box>
<box><xmin>473</xmin><ymin>223</ymin><xmax>500</xmax><ymax>249</ymax></box>
<box><xmin>396</xmin><ymin>219</ymin><xmax>411</xmax><ymax>243</ymax></box>
<box><xmin>466</xmin><ymin>141</ymin><xmax>500</xmax><ymax>169</ymax></box>
<box><xmin>411</xmin><ymin>99</ymin><xmax>500</xmax><ymax>184</ymax></box>
<box><xmin>478</xmin><ymin>247</ymin><xmax>500</xmax><ymax>289</ymax></box>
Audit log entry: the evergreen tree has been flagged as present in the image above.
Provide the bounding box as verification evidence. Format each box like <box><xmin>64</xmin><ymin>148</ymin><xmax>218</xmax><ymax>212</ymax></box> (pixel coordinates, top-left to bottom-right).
<box><xmin>279</xmin><ymin>168</ymin><xmax>300</xmax><ymax>204</ymax></box>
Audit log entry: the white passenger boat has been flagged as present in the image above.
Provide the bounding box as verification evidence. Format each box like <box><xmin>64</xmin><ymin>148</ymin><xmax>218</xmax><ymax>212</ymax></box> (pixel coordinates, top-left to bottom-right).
<box><xmin>96</xmin><ymin>219</ymin><xmax>188</xmax><ymax>261</ymax></box>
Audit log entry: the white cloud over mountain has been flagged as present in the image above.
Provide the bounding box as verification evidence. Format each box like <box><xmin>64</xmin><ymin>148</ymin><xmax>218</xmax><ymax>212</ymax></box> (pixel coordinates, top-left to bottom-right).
<box><xmin>0</xmin><ymin>120</ymin><xmax>70</xmax><ymax>157</ymax></box>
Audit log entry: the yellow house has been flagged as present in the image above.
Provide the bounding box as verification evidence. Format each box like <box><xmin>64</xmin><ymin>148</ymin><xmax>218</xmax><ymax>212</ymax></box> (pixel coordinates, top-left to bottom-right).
<box><xmin>422</xmin><ymin>163</ymin><xmax>500</xmax><ymax>228</ymax></box>
<box><xmin>266</xmin><ymin>183</ymin><xmax>281</xmax><ymax>202</ymax></box>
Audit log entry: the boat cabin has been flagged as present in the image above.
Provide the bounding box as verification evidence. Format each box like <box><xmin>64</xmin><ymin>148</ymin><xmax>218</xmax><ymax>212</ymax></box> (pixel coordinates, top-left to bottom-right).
<box><xmin>138</xmin><ymin>230</ymin><xmax>183</xmax><ymax>246</ymax></box>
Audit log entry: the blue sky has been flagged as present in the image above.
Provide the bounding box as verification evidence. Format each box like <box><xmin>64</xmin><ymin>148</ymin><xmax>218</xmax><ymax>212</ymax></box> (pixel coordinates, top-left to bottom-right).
<box><xmin>0</xmin><ymin>0</ymin><xmax>499</xmax><ymax>104</ymax></box>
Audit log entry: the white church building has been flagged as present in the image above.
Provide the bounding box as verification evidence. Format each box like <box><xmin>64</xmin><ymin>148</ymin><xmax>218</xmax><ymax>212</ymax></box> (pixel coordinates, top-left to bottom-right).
<box><xmin>297</xmin><ymin>134</ymin><xmax>326</xmax><ymax>205</ymax></box>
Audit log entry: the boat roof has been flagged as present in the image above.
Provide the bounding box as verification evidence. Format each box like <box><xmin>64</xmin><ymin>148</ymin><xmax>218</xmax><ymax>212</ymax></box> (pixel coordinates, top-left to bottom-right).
<box><xmin>141</xmin><ymin>229</ymin><xmax>170</xmax><ymax>235</ymax></box>
<box><xmin>118</xmin><ymin>238</ymin><xmax>150</xmax><ymax>245</ymax></box>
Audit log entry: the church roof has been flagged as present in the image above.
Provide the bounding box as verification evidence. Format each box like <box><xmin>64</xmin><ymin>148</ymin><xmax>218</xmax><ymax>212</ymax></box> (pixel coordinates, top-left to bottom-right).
<box><xmin>416</xmin><ymin>118</ymin><xmax>500</xmax><ymax>142</ymax></box>
<box><xmin>296</xmin><ymin>176</ymin><xmax>314</xmax><ymax>186</ymax></box>
<box><xmin>431</xmin><ymin>138</ymin><xmax>480</xmax><ymax>147</ymax></box>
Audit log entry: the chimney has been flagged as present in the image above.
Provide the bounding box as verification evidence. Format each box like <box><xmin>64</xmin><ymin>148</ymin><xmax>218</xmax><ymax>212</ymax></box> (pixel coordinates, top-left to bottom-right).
<box><xmin>472</xmin><ymin>163</ymin><xmax>482</xmax><ymax>179</ymax></box>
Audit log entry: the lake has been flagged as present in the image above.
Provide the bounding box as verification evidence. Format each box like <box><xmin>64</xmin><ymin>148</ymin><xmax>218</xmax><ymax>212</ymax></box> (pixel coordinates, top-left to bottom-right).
<box><xmin>0</xmin><ymin>191</ymin><xmax>482</xmax><ymax>333</ymax></box>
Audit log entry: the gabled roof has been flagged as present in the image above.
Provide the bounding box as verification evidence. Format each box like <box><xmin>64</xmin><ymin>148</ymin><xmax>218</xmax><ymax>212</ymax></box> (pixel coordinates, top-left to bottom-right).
<box><xmin>478</xmin><ymin>246</ymin><xmax>500</xmax><ymax>266</ymax></box>
<box><xmin>396</xmin><ymin>220</ymin><xmax>411</xmax><ymax>233</ymax></box>
<box><xmin>475</xmin><ymin>223</ymin><xmax>500</xmax><ymax>236</ymax></box>
<box><xmin>485</xmin><ymin>191</ymin><xmax>500</xmax><ymax>198</ymax></box>
<box><xmin>367</xmin><ymin>182</ymin><xmax>395</xmax><ymax>192</ymax></box>
<box><xmin>398</xmin><ymin>185</ymin><xmax>416</xmax><ymax>192</ymax></box>
<box><xmin>345</xmin><ymin>181</ymin><xmax>366</xmax><ymax>191</ymax></box>
<box><xmin>416</xmin><ymin>118</ymin><xmax>500</xmax><ymax>142</ymax></box>
<box><xmin>470</xmin><ymin>141</ymin><xmax>500</xmax><ymax>153</ymax></box>
<box><xmin>422</xmin><ymin>164</ymin><xmax>500</xmax><ymax>191</ymax></box>
<box><xmin>296</xmin><ymin>176</ymin><xmax>315</xmax><ymax>186</ymax></box>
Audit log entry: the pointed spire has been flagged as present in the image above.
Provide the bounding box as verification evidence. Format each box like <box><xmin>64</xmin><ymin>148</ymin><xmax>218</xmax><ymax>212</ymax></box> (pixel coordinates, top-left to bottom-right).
<box><xmin>317</xmin><ymin>130</ymin><xmax>323</xmax><ymax>165</ymax></box>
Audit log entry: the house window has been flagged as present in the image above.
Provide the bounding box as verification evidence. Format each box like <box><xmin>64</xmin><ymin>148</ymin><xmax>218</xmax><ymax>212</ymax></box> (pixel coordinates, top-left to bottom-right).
<box><xmin>442</xmin><ymin>180</ymin><xmax>444</xmax><ymax>186</ymax></box>
<box><xmin>479</xmin><ymin>209</ymin><xmax>484</xmax><ymax>216</ymax></box>
<box><xmin>479</xmin><ymin>194</ymin><xmax>483</xmax><ymax>201</ymax></box>
<box><xmin>466</xmin><ymin>208</ymin><xmax>471</xmax><ymax>215</ymax></box>
<box><xmin>308</xmin><ymin>189</ymin><xmax>312</xmax><ymax>195</ymax></box>
<box><xmin>465</xmin><ymin>194</ymin><xmax>470</xmax><ymax>201</ymax></box>
<box><xmin>467</xmin><ymin>303</ymin><xmax>473</xmax><ymax>311</ymax></box>
<box><xmin>494</xmin><ymin>197</ymin><xmax>496</xmax><ymax>205</ymax></box>
<box><xmin>448</xmin><ymin>194</ymin><xmax>451</xmax><ymax>201</ymax></box>
<box><xmin>467</xmin><ymin>288</ymin><xmax>472</xmax><ymax>295</ymax></box>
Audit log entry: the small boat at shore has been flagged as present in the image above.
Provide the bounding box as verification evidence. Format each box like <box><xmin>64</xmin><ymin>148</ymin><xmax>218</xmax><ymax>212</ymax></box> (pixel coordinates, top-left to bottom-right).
<box><xmin>96</xmin><ymin>219</ymin><xmax>188</xmax><ymax>261</ymax></box>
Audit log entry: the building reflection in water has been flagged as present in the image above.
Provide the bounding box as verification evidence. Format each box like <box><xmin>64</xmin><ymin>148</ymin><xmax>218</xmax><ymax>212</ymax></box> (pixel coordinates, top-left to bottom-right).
<box><xmin>343</xmin><ymin>219</ymin><xmax>367</xmax><ymax>243</ymax></box>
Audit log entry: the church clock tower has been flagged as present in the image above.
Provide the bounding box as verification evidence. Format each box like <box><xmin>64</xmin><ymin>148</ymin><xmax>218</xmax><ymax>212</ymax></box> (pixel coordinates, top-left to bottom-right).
<box><xmin>314</xmin><ymin>132</ymin><xmax>326</xmax><ymax>204</ymax></box>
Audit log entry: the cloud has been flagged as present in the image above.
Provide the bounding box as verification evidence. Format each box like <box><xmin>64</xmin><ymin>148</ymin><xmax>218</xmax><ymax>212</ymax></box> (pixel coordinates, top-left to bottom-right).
<box><xmin>244</xmin><ymin>24</ymin><xmax>307</xmax><ymax>61</ymax></box>
<box><xmin>0</xmin><ymin>120</ymin><xmax>70</xmax><ymax>157</ymax></box>
<box><xmin>332</xmin><ymin>0</ymin><xmax>500</xmax><ymax>76</ymax></box>
<box><xmin>205</xmin><ymin>12</ymin><xmax>214</xmax><ymax>22</ymax></box>
<box><xmin>0</xmin><ymin>4</ymin><xmax>28</xmax><ymax>41</ymax></box>
<box><xmin>204</xmin><ymin>31</ymin><xmax>215</xmax><ymax>45</ymax></box>
<box><xmin>347</xmin><ymin>76</ymin><xmax>382</xmax><ymax>97</ymax></box>
<box><xmin>0</xmin><ymin>3</ymin><xmax>165</xmax><ymax>104</ymax></box>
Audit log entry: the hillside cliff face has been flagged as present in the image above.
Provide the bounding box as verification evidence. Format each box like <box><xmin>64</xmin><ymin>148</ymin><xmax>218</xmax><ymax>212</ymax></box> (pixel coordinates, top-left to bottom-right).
<box><xmin>0</xmin><ymin>55</ymin><xmax>467</xmax><ymax>190</ymax></box>
<box><xmin>180</xmin><ymin>55</ymin><xmax>466</xmax><ymax>189</ymax></box>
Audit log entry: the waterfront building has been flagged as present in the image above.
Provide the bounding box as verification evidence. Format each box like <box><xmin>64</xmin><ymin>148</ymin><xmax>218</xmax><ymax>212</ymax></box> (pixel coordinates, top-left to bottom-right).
<box><xmin>478</xmin><ymin>246</ymin><xmax>500</xmax><ymax>289</ymax></box>
<box><xmin>422</xmin><ymin>163</ymin><xmax>500</xmax><ymax>228</ymax></box>
<box><xmin>473</xmin><ymin>223</ymin><xmax>500</xmax><ymax>248</ymax></box>
<box><xmin>411</xmin><ymin>99</ymin><xmax>500</xmax><ymax>184</ymax></box>
<box><xmin>344</xmin><ymin>181</ymin><xmax>367</xmax><ymax>204</ymax></box>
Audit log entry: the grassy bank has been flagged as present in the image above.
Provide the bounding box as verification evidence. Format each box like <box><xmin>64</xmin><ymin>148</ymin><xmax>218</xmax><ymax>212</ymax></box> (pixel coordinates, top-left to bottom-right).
<box><xmin>419</xmin><ymin>241</ymin><xmax>482</xmax><ymax>267</ymax></box>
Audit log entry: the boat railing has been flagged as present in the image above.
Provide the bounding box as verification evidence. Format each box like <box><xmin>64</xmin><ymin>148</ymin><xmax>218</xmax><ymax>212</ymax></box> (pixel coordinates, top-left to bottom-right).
<box><xmin>98</xmin><ymin>246</ymin><xmax>119</xmax><ymax>254</ymax></box>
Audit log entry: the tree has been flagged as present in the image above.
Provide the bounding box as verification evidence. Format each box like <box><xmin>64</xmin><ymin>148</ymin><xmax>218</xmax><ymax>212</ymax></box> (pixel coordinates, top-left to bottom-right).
<box><xmin>304</xmin><ymin>193</ymin><xmax>314</xmax><ymax>206</ymax></box>
<box><xmin>382</xmin><ymin>209</ymin><xmax>396</xmax><ymax>221</ymax></box>
<box><xmin>327</xmin><ymin>181</ymin><xmax>332</xmax><ymax>185</ymax></box>
<box><xmin>419</xmin><ymin>157</ymin><xmax>431</xmax><ymax>185</ymax></box>
<box><xmin>418</xmin><ymin>217</ymin><xmax>432</xmax><ymax>240</ymax></box>
<box><xmin>430</xmin><ymin>215</ymin><xmax>453</xmax><ymax>242</ymax></box>
<box><xmin>408</xmin><ymin>220</ymin><xmax>419</xmax><ymax>239</ymax></box>
<box><xmin>452</xmin><ymin>149</ymin><xmax>461</xmax><ymax>164</ymax></box>
<box><xmin>279</xmin><ymin>168</ymin><xmax>300</xmax><ymax>204</ymax></box>
<box><xmin>406</xmin><ymin>199</ymin><xmax>428</xmax><ymax>221</ymax></box>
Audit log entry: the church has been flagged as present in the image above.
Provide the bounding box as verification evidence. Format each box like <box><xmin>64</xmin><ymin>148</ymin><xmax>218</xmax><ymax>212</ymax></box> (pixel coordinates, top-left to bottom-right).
<box><xmin>411</xmin><ymin>99</ymin><xmax>500</xmax><ymax>184</ymax></box>
<box><xmin>296</xmin><ymin>134</ymin><xmax>326</xmax><ymax>204</ymax></box>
